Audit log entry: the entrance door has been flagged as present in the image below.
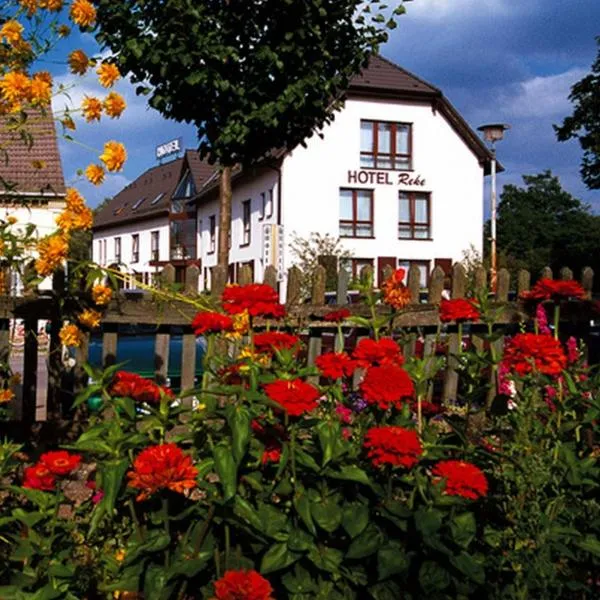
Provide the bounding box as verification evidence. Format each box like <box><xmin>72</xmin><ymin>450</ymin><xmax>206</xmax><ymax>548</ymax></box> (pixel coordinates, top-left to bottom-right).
<box><xmin>377</xmin><ymin>256</ymin><xmax>397</xmax><ymax>287</ymax></box>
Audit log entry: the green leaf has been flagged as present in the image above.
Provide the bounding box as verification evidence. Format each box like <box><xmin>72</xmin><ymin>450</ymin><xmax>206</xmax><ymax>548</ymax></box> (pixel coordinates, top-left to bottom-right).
<box><xmin>450</xmin><ymin>552</ymin><xmax>485</xmax><ymax>585</ymax></box>
<box><xmin>377</xmin><ymin>542</ymin><xmax>409</xmax><ymax>580</ymax></box>
<box><xmin>307</xmin><ymin>545</ymin><xmax>343</xmax><ymax>573</ymax></box>
<box><xmin>419</xmin><ymin>560</ymin><xmax>450</xmax><ymax>593</ymax></box>
<box><xmin>260</xmin><ymin>542</ymin><xmax>300</xmax><ymax>574</ymax></box>
<box><xmin>123</xmin><ymin>531</ymin><xmax>171</xmax><ymax>566</ymax></box>
<box><xmin>316</xmin><ymin>421</ymin><xmax>339</xmax><ymax>466</ymax></box>
<box><xmin>258</xmin><ymin>502</ymin><xmax>289</xmax><ymax>538</ymax></box>
<box><xmin>282</xmin><ymin>564</ymin><xmax>317</xmax><ymax>594</ymax></box>
<box><xmin>294</xmin><ymin>491</ymin><xmax>316</xmax><ymax>536</ymax></box>
<box><xmin>368</xmin><ymin>580</ymin><xmax>403</xmax><ymax>600</ymax></box>
<box><xmin>483</xmin><ymin>526</ymin><xmax>502</xmax><ymax>548</ymax></box>
<box><xmin>325</xmin><ymin>465</ymin><xmax>372</xmax><ymax>487</ymax></box>
<box><xmin>342</xmin><ymin>502</ymin><xmax>369</xmax><ymax>538</ymax></box>
<box><xmin>577</xmin><ymin>535</ymin><xmax>600</xmax><ymax>557</ymax></box>
<box><xmin>450</xmin><ymin>512</ymin><xmax>477</xmax><ymax>549</ymax></box>
<box><xmin>287</xmin><ymin>528</ymin><xmax>314</xmax><ymax>552</ymax></box>
<box><xmin>346</xmin><ymin>524</ymin><xmax>384</xmax><ymax>559</ymax></box>
<box><xmin>90</xmin><ymin>458</ymin><xmax>128</xmax><ymax>535</ymax></box>
<box><xmin>294</xmin><ymin>449</ymin><xmax>320</xmax><ymax>472</ymax></box>
<box><xmin>228</xmin><ymin>405</ymin><xmax>250</xmax><ymax>465</ymax></box>
<box><xmin>414</xmin><ymin>507</ymin><xmax>443</xmax><ymax>538</ymax></box>
<box><xmin>9</xmin><ymin>486</ymin><xmax>54</xmax><ymax>510</ymax></box>
<box><xmin>311</xmin><ymin>499</ymin><xmax>342</xmax><ymax>533</ymax></box>
<box><xmin>214</xmin><ymin>443</ymin><xmax>237</xmax><ymax>501</ymax></box>
<box><xmin>233</xmin><ymin>496</ymin><xmax>262</xmax><ymax>532</ymax></box>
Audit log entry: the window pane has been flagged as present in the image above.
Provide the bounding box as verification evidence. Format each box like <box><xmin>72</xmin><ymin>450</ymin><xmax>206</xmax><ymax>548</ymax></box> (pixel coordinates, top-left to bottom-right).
<box><xmin>339</xmin><ymin>190</ymin><xmax>353</xmax><ymax>220</ymax></box>
<box><xmin>417</xmin><ymin>264</ymin><xmax>428</xmax><ymax>287</ymax></box>
<box><xmin>378</xmin><ymin>122</ymin><xmax>392</xmax><ymax>153</ymax></box>
<box><xmin>360</xmin><ymin>154</ymin><xmax>375</xmax><ymax>168</ymax></box>
<box><xmin>398</xmin><ymin>194</ymin><xmax>410</xmax><ymax>221</ymax></box>
<box><xmin>396</xmin><ymin>125</ymin><xmax>409</xmax><ymax>154</ymax></box>
<box><xmin>398</xmin><ymin>225</ymin><xmax>412</xmax><ymax>238</ymax></box>
<box><xmin>414</xmin><ymin>197</ymin><xmax>428</xmax><ymax>223</ymax></box>
<box><xmin>356</xmin><ymin>192</ymin><xmax>371</xmax><ymax>221</ymax></box>
<box><xmin>377</xmin><ymin>156</ymin><xmax>392</xmax><ymax>169</ymax></box>
<box><xmin>340</xmin><ymin>223</ymin><xmax>354</xmax><ymax>237</ymax></box>
<box><xmin>360</xmin><ymin>121</ymin><xmax>373</xmax><ymax>152</ymax></box>
<box><xmin>414</xmin><ymin>226</ymin><xmax>429</xmax><ymax>239</ymax></box>
<box><xmin>356</xmin><ymin>224</ymin><xmax>372</xmax><ymax>237</ymax></box>
<box><xmin>394</xmin><ymin>156</ymin><xmax>410</xmax><ymax>170</ymax></box>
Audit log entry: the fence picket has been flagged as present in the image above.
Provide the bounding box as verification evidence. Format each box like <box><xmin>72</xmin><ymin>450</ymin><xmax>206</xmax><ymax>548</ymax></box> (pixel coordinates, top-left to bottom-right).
<box><xmin>428</xmin><ymin>266</ymin><xmax>445</xmax><ymax>304</ymax></box>
<box><xmin>154</xmin><ymin>325</ymin><xmax>170</xmax><ymax>386</ymax></box>
<box><xmin>180</xmin><ymin>332</ymin><xmax>197</xmax><ymax>404</ymax></box>
<box><xmin>263</xmin><ymin>265</ymin><xmax>278</xmax><ymax>290</ymax></box>
<box><xmin>517</xmin><ymin>269</ymin><xmax>530</xmax><ymax>295</ymax></box>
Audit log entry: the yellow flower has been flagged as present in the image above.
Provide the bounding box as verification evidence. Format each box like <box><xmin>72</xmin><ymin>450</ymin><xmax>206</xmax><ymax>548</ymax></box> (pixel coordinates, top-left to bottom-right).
<box><xmin>57</xmin><ymin>188</ymin><xmax>93</xmax><ymax>231</ymax></box>
<box><xmin>0</xmin><ymin>71</ymin><xmax>30</xmax><ymax>106</ymax></box>
<box><xmin>78</xmin><ymin>309</ymin><xmax>101</xmax><ymax>329</ymax></box>
<box><xmin>92</xmin><ymin>284</ymin><xmax>112</xmax><ymax>306</ymax></box>
<box><xmin>65</xmin><ymin>187</ymin><xmax>85</xmax><ymax>210</ymax></box>
<box><xmin>224</xmin><ymin>310</ymin><xmax>250</xmax><ymax>340</ymax></box>
<box><xmin>70</xmin><ymin>0</ymin><xmax>96</xmax><ymax>27</ymax></box>
<box><xmin>35</xmin><ymin>234</ymin><xmax>68</xmax><ymax>277</ymax></box>
<box><xmin>0</xmin><ymin>389</ymin><xmax>14</xmax><ymax>404</ymax></box>
<box><xmin>7</xmin><ymin>215</ymin><xmax>17</xmax><ymax>225</ymax></box>
<box><xmin>82</xmin><ymin>96</ymin><xmax>102</xmax><ymax>122</ymax></box>
<box><xmin>30</xmin><ymin>73</ymin><xmax>52</xmax><ymax>106</ymax></box>
<box><xmin>103</xmin><ymin>91</ymin><xmax>126</xmax><ymax>118</ymax></box>
<box><xmin>100</xmin><ymin>141</ymin><xmax>127</xmax><ymax>172</ymax></box>
<box><xmin>68</xmin><ymin>49</ymin><xmax>90</xmax><ymax>75</ymax></box>
<box><xmin>0</xmin><ymin>21</ymin><xmax>24</xmax><ymax>45</ymax></box>
<box><xmin>40</xmin><ymin>0</ymin><xmax>63</xmax><ymax>10</ymax></box>
<box><xmin>59</xmin><ymin>323</ymin><xmax>83</xmax><ymax>347</ymax></box>
<box><xmin>115</xmin><ymin>549</ymin><xmax>126</xmax><ymax>562</ymax></box>
<box><xmin>96</xmin><ymin>63</ymin><xmax>121</xmax><ymax>88</ymax></box>
<box><xmin>19</xmin><ymin>0</ymin><xmax>39</xmax><ymax>16</ymax></box>
<box><xmin>85</xmin><ymin>164</ymin><xmax>105</xmax><ymax>186</ymax></box>
<box><xmin>58</xmin><ymin>25</ymin><xmax>71</xmax><ymax>37</ymax></box>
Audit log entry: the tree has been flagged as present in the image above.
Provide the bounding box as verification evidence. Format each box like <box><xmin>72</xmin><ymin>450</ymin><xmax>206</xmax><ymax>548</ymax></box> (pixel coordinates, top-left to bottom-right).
<box><xmin>92</xmin><ymin>0</ymin><xmax>405</xmax><ymax>270</ymax></box>
<box><xmin>555</xmin><ymin>36</ymin><xmax>600</xmax><ymax>189</ymax></box>
<box><xmin>490</xmin><ymin>171</ymin><xmax>600</xmax><ymax>279</ymax></box>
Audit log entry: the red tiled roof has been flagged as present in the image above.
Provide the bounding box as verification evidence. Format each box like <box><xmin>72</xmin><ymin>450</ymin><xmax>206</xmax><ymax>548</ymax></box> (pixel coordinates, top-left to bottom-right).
<box><xmin>0</xmin><ymin>110</ymin><xmax>66</xmax><ymax>196</ymax></box>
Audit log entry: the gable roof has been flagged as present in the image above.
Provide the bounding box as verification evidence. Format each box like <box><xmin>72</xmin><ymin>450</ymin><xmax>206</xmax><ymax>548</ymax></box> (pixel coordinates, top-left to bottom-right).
<box><xmin>93</xmin><ymin>150</ymin><xmax>214</xmax><ymax>231</ymax></box>
<box><xmin>0</xmin><ymin>110</ymin><xmax>66</xmax><ymax>197</ymax></box>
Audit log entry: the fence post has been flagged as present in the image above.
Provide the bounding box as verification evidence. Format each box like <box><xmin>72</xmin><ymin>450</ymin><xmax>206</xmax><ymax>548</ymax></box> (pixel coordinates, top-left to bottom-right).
<box><xmin>474</xmin><ymin>266</ymin><xmax>487</xmax><ymax>294</ymax></box>
<box><xmin>185</xmin><ymin>264</ymin><xmax>200</xmax><ymax>295</ymax></box>
<box><xmin>180</xmin><ymin>330</ymin><xmax>197</xmax><ymax>405</ymax></box>
<box><xmin>336</xmin><ymin>268</ymin><xmax>349</xmax><ymax>306</ymax></box>
<box><xmin>407</xmin><ymin>265</ymin><xmax>421</xmax><ymax>304</ymax></box>
<box><xmin>263</xmin><ymin>265</ymin><xmax>278</xmax><ymax>290</ymax></box>
<box><xmin>161</xmin><ymin>263</ymin><xmax>176</xmax><ymax>285</ymax></box>
<box><xmin>541</xmin><ymin>266</ymin><xmax>553</xmax><ymax>280</ymax></box>
<box><xmin>286</xmin><ymin>266</ymin><xmax>302</xmax><ymax>306</ymax></box>
<box><xmin>560</xmin><ymin>267</ymin><xmax>573</xmax><ymax>281</ymax></box>
<box><xmin>311</xmin><ymin>265</ymin><xmax>326</xmax><ymax>305</ymax></box>
<box><xmin>211</xmin><ymin>266</ymin><xmax>227</xmax><ymax>299</ymax></box>
<box><xmin>517</xmin><ymin>269</ymin><xmax>530</xmax><ymax>296</ymax></box>
<box><xmin>496</xmin><ymin>269</ymin><xmax>510</xmax><ymax>302</ymax></box>
<box><xmin>582</xmin><ymin>267</ymin><xmax>594</xmax><ymax>299</ymax></box>
<box><xmin>102</xmin><ymin>323</ymin><xmax>118</xmax><ymax>367</ymax></box>
<box><xmin>428</xmin><ymin>266</ymin><xmax>445</xmax><ymax>304</ymax></box>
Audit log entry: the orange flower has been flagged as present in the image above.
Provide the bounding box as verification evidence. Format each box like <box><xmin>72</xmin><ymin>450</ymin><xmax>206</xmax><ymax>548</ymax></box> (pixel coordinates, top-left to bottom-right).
<box><xmin>92</xmin><ymin>284</ymin><xmax>112</xmax><ymax>305</ymax></box>
<box><xmin>78</xmin><ymin>308</ymin><xmax>101</xmax><ymax>329</ymax></box>
<box><xmin>70</xmin><ymin>0</ymin><xmax>96</xmax><ymax>27</ymax></box>
<box><xmin>0</xmin><ymin>21</ymin><xmax>24</xmax><ymax>45</ymax></box>
<box><xmin>0</xmin><ymin>71</ymin><xmax>30</xmax><ymax>106</ymax></box>
<box><xmin>57</xmin><ymin>25</ymin><xmax>71</xmax><ymax>37</ymax></box>
<box><xmin>100</xmin><ymin>141</ymin><xmax>127</xmax><ymax>172</ymax></box>
<box><xmin>19</xmin><ymin>0</ymin><xmax>39</xmax><ymax>16</ymax></box>
<box><xmin>40</xmin><ymin>0</ymin><xmax>63</xmax><ymax>10</ymax></box>
<box><xmin>68</xmin><ymin>49</ymin><xmax>90</xmax><ymax>75</ymax></box>
<box><xmin>96</xmin><ymin>62</ymin><xmax>121</xmax><ymax>88</ymax></box>
<box><xmin>127</xmin><ymin>444</ymin><xmax>198</xmax><ymax>501</ymax></box>
<box><xmin>85</xmin><ymin>164</ymin><xmax>105</xmax><ymax>186</ymax></box>
<box><xmin>59</xmin><ymin>323</ymin><xmax>83</xmax><ymax>347</ymax></box>
<box><xmin>382</xmin><ymin>268</ymin><xmax>412</xmax><ymax>310</ymax></box>
<box><xmin>30</xmin><ymin>73</ymin><xmax>52</xmax><ymax>106</ymax></box>
<box><xmin>35</xmin><ymin>234</ymin><xmax>68</xmax><ymax>276</ymax></box>
<box><xmin>82</xmin><ymin>96</ymin><xmax>102</xmax><ymax>122</ymax></box>
<box><xmin>40</xmin><ymin>450</ymin><xmax>81</xmax><ymax>475</ymax></box>
<box><xmin>0</xmin><ymin>389</ymin><xmax>14</xmax><ymax>404</ymax></box>
<box><xmin>103</xmin><ymin>91</ymin><xmax>126</xmax><ymax>118</ymax></box>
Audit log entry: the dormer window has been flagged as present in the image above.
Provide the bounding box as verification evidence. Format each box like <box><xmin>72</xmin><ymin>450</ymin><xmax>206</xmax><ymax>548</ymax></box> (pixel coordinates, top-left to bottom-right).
<box><xmin>172</xmin><ymin>170</ymin><xmax>196</xmax><ymax>213</ymax></box>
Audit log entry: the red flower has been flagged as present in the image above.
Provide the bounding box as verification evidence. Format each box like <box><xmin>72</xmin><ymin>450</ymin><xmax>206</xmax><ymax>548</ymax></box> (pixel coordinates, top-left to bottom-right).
<box><xmin>191</xmin><ymin>311</ymin><xmax>234</xmax><ymax>335</ymax></box>
<box><xmin>352</xmin><ymin>337</ymin><xmax>403</xmax><ymax>368</ymax></box>
<box><xmin>363</xmin><ymin>426</ymin><xmax>423</xmax><ymax>468</ymax></box>
<box><xmin>521</xmin><ymin>278</ymin><xmax>585</xmax><ymax>301</ymax></box>
<box><xmin>23</xmin><ymin>464</ymin><xmax>56</xmax><ymax>491</ymax></box>
<box><xmin>359</xmin><ymin>364</ymin><xmax>414</xmax><ymax>410</ymax></box>
<box><xmin>127</xmin><ymin>443</ymin><xmax>198</xmax><ymax>501</ymax></box>
<box><xmin>261</xmin><ymin>442</ymin><xmax>282</xmax><ymax>465</ymax></box>
<box><xmin>439</xmin><ymin>298</ymin><xmax>480</xmax><ymax>322</ymax></box>
<box><xmin>253</xmin><ymin>332</ymin><xmax>300</xmax><ymax>353</ymax></box>
<box><xmin>432</xmin><ymin>460</ymin><xmax>488</xmax><ymax>500</ymax></box>
<box><xmin>503</xmin><ymin>333</ymin><xmax>567</xmax><ymax>377</ymax></box>
<box><xmin>323</xmin><ymin>308</ymin><xmax>351</xmax><ymax>322</ymax></box>
<box><xmin>264</xmin><ymin>379</ymin><xmax>320</xmax><ymax>417</ymax></box>
<box><xmin>222</xmin><ymin>284</ymin><xmax>285</xmax><ymax>318</ymax></box>
<box><xmin>315</xmin><ymin>352</ymin><xmax>356</xmax><ymax>379</ymax></box>
<box><xmin>40</xmin><ymin>450</ymin><xmax>81</xmax><ymax>475</ymax></box>
<box><xmin>110</xmin><ymin>371</ymin><xmax>172</xmax><ymax>404</ymax></box>
<box><xmin>213</xmin><ymin>569</ymin><xmax>274</xmax><ymax>600</ymax></box>
<box><xmin>381</xmin><ymin>268</ymin><xmax>412</xmax><ymax>310</ymax></box>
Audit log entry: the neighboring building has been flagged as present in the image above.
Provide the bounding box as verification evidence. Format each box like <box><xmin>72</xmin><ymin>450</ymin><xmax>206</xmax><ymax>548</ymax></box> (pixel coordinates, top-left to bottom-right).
<box><xmin>92</xmin><ymin>150</ymin><xmax>213</xmax><ymax>286</ymax></box>
<box><xmin>94</xmin><ymin>55</ymin><xmax>496</xmax><ymax>297</ymax></box>
<box><xmin>0</xmin><ymin>110</ymin><xmax>67</xmax><ymax>291</ymax></box>
<box><xmin>193</xmin><ymin>55</ymin><xmax>496</xmax><ymax>296</ymax></box>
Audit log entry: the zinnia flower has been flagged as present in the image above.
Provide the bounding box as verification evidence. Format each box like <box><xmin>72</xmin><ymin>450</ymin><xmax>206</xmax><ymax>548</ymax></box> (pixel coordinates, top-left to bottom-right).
<box><xmin>82</xmin><ymin>96</ymin><xmax>102</xmax><ymax>122</ymax></box>
<box><xmin>381</xmin><ymin>268</ymin><xmax>412</xmax><ymax>309</ymax></box>
<box><xmin>127</xmin><ymin>443</ymin><xmax>198</xmax><ymax>501</ymax></box>
<box><xmin>40</xmin><ymin>450</ymin><xmax>81</xmax><ymax>475</ymax></box>
<box><xmin>253</xmin><ymin>331</ymin><xmax>300</xmax><ymax>354</ymax></box>
<box><xmin>110</xmin><ymin>371</ymin><xmax>171</xmax><ymax>404</ymax></box>
<box><xmin>0</xmin><ymin>389</ymin><xmax>14</xmax><ymax>403</ymax></box>
<box><xmin>432</xmin><ymin>460</ymin><xmax>488</xmax><ymax>500</ymax></box>
<box><xmin>503</xmin><ymin>333</ymin><xmax>567</xmax><ymax>377</ymax></box>
<box><xmin>59</xmin><ymin>323</ymin><xmax>83</xmax><ymax>347</ymax></box>
<box><xmin>78</xmin><ymin>309</ymin><xmax>102</xmax><ymax>329</ymax></box>
<box><xmin>213</xmin><ymin>569</ymin><xmax>274</xmax><ymax>600</ymax></box>
<box><xmin>522</xmin><ymin>278</ymin><xmax>585</xmax><ymax>302</ymax></box>
<box><xmin>85</xmin><ymin>164</ymin><xmax>105</xmax><ymax>186</ymax></box>
<box><xmin>222</xmin><ymin>284</ymin><xmax>285</xmax><ymax>318</ymax></box>
<box><xmin>439</xmin><ymin>298</ymin><xmax>480</xmax><ymax>322</ymax></box>
<box><xmin>191</xmin><ymin>311</ymin><xmax>234</xmax><ymax>335</ymax></box>
<box><xmin>70</xmin><ymin>0</ymin><xmax>96</xmax><ymax>27</ymax></box>
<box><xmin>364</xmin><ymin>426</ymin><xmax>423</xmax><ymax>468</ymax></box>
<box><xmin>103</xmin><ymin>91</ymin><xmax>126</xmax><ymax>118</ymax></box>
<box><xmin>315</xmin><ymin>352</ymin><xmax>356</xmax><ymax>379</ymax></box>
<box><xmin>323</xmin><ymin>308</ymin><xmax>351</xmax><ymax>322</ymax></box>
<box><xmin>96</xmin><ymin>62</ymin><xmax>121</xmax><ymax>88</ymax></box>
<box><xmin>100</xmin><ymin>140</ymin><xmax>127</xmax><ymax>172</ymax></box>
<box><xmin>359</xmin><ymin>364</ymin><xmax>414</xmax><ymax>410</ymax></box>
<box><xmin>23</xmin><ymin>464</ymin><xmax>55</xmax><ymax>491</ymax></box>
<box><xmin>92</xmin><ymin>284</ymin><xmax>112</xmax><ymax>305</ymax></box>
<box><xmin>352</xmin><ymin>337</ymin><xmax>403</xmax><ymax>368</ymax></box>
<box><xmin>264</xmin><ymin>379</ymin><xmax>320</xmax><ymax>417</ymax></box>
<box><xmin>261</xmin><ymin>442</ymin><xmax>282</xmax><ymax>466</ymax></box>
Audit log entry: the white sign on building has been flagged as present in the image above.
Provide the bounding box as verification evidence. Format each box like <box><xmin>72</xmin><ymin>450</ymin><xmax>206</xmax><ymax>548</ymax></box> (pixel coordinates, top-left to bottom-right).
<box><xmin>156</xmin><ymin>138</ymin><xmax>182</xmax><ymax>160</ymax></box>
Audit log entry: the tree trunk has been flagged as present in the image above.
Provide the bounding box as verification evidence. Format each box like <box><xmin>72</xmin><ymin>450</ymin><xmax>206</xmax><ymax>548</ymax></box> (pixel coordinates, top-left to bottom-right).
<box><xmin>217</xmin><ymin>165</ymin><xmax>233</xmax><ymax>271</ymax></box>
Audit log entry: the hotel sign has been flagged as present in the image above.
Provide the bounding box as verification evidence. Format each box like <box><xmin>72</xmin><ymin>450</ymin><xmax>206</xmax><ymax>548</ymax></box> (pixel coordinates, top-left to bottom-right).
<box><xmin>347</xmin><ymin>169</ymin><xmax>426</xmax><ymax>187</ymax></box>
<box><xmin>156</xmin><ymin>138</ymin><xmax>182</xmax><ymax>160</ymax></box>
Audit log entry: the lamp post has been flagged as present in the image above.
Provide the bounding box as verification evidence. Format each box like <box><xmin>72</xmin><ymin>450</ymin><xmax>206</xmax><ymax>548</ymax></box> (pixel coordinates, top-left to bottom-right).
<box><xmin>477</xmin><ymin>123</ymin><xmax>510</xmax><ymax>292</ymax></box>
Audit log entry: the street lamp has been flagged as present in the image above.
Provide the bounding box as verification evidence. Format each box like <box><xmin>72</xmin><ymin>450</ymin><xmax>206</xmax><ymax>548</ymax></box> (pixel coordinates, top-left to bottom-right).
<box><xmin>477</xmin><ymin>123</ymin><xmax>510</xmax><ymax>292</ymax></box>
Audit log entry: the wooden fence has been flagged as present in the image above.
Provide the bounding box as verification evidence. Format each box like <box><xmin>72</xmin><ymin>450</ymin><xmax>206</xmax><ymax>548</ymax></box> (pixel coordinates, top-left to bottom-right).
<box><xmin>0</xmin><ymin>261</ymin><xmax>595</xmax><ymax>435</ymax></box>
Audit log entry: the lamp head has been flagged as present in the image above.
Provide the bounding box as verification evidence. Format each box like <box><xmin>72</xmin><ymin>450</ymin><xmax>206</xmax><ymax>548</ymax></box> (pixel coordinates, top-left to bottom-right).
<box><xmin>477</xmin><ymin>123</ymin><xmax>510</xmax><ymax>144</ymax></box>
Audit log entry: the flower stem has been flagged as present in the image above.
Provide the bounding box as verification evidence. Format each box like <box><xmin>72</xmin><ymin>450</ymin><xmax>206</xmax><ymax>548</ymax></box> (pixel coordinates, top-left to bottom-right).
<box><xmin>553</xmin><ymin>303</ymin><xmax>560</xmax><ymax>340</ymax></box>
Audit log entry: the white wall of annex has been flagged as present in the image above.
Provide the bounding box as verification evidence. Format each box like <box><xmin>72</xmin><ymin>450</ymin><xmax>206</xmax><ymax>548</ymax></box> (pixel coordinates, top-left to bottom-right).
<box><xmin>280</xmin><ymin>96</ymin><xmax>484</xmax><ymax>281</ymax></box>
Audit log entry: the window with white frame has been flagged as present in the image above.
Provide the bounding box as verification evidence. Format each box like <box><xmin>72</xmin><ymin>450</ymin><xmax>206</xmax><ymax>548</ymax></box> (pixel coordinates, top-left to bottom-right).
<box><xmin>241</xmin><ymin>199</ymin><xmax>251</xmax><ymax>245</ymax></box>
<box><xmin>150</xmin><ymin>231</ymin><xmax>159</xmax><ymax>261</ymax></box>
<box><xmin>360</xmin><ymin>120</ymin><xmax>412</xmax><ymax>170</ymax></box>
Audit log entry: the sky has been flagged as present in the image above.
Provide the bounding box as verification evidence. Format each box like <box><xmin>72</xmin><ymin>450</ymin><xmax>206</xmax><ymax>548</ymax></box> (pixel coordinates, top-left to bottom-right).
<box><xmin>46</xmin><ymin>0</ymin><xmax>600</xmax><ymax>211</ymax></box>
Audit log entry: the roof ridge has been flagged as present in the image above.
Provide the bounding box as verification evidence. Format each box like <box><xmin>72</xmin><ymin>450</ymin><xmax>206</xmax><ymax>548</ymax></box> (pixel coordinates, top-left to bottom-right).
<box><xmin>374</xmin><ymin>53</ymin><xmax>442</xmax><ymax>94</ymax></box>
